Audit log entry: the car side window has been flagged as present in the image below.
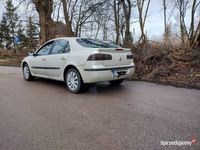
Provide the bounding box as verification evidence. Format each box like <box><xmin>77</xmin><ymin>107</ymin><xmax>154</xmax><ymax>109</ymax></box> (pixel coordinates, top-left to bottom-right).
<box><xmin>51</xmin><ymin>39</ymin><xmax>70</xmax><ymax>54</ymax></box>
<box><xmin>37</xmin><ymin>41</ymin><xmax>54</xmax><ymax>56</ymax></box>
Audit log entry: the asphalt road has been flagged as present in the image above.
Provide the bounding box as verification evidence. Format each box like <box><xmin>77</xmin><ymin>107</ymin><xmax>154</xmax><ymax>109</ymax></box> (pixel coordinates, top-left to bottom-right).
<box><xmin>0</xmin><ymin>66</ymin><xmax>200</xmax><ymax>150</ymax></box>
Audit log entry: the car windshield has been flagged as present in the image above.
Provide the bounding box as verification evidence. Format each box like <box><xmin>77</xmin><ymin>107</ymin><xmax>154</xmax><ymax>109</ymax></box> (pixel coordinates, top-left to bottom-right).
<box><xmin>76</xmin><ymin>38</ymin><xmax>120</xmax><ymax>48</ymax></box>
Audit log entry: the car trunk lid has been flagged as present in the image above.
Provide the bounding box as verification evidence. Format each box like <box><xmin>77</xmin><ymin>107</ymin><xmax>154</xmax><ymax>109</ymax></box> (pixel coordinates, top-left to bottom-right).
<box><xmin>98</xmin><ymin>48</ymin><xmax>132</xmax><ymax>67</ymax></box>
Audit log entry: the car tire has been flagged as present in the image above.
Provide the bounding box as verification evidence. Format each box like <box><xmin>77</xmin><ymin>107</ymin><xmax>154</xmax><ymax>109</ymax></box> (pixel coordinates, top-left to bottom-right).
<box><xmin>65</xmin><ymin>68</ymin><xmax>83</xmax><ymax>93</ymax></box>
<box><xmin>109</xmin><ymin>79</ymin><xmax>124</xmax><ymax>86</ymax></box>
<box><xmin>23</xmin><ymin>64</ymin><xmax>34</xmax><ymax>81</ymax></box>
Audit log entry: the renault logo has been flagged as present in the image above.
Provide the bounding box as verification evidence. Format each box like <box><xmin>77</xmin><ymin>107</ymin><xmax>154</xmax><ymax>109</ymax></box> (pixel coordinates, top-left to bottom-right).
<box><xmin>119</xmin><ymin>57</ymin><xmax>122</xmax><ymax>62</ymax></box>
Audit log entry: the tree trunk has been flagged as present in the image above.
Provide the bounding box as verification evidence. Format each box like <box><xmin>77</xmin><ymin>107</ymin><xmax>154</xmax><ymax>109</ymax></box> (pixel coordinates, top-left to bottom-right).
<box><xmin>179</xmin><ymin>0</ymin><xmax>184</xmax><ymax>44</ymax></box>
<box><xmin>62</xmin><ymin>0</ymin><xmax>74</xmax><ymax>36</ymax></box>
<box><xmin>103</xmin><ymin>24</ymin><xmax>107</xmax><ymax>41</ymax></box>
<box><xmin>163</xmin><ymin>0</ymin><xmax>167</xmax><ymax>40</ymax></box>
<box><xmin>121</xmin><ymin>0</ymin><xmax>132</xmax><ymax>47</ymax></box>
<box><xmin>95</xmin><ymin>22</ymin><xmax>100</xmax><ymax>39</ymax></box>
<box><xmin>188</xmin><ymin>0</ymin><xmax>197</xmax><ymax>47</ymax></box>
<box><xmin>137</xmin><ymin>0</ymin><xmax>150</xmax><ymax>45</ymax></box>
<box><xmin>190</xmin><ymin>20</ymin><xmax>200</xmax><ymax>47</ymax></box>
<box><xmin>114</xmin><ymin>0</ymin><xmax>120</xmax><ymax>44</ymax></box>
<box><xmin>176</xmin><ymin>0</ymin><xmax>190</xmax><ymax>45</ymax></box>
<box><xmin>32</xmin><ymin>0</ymin><xmax>54</xmax><ymax>44</ymax></box>
<box><xmin>78</xmin><ymin>25</ymin><xmax>82</xmax><ymax>37</ymax></box>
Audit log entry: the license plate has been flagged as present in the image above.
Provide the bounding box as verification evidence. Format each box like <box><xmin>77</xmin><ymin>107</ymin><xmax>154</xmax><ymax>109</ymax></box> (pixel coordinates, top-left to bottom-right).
<box><xmin>111</xmin><ymin>70</ymin><xmax>127</xmax><ymax>77</ymax></box>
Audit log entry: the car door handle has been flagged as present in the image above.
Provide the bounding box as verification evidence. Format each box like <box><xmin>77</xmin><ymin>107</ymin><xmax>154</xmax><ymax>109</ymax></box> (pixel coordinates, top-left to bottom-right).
<box><xmin>60</xmin><ymin>57</ymin><xmax>66</xmax><ymax>60</ymax></box>
<box><xmin>42</xmin><ymin>58</ymin><xmax>46</xmax><ymax>61</ymax></box>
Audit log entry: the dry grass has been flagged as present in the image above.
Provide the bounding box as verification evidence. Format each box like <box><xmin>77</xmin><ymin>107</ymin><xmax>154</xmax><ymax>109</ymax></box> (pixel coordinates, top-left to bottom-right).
<box><xmin>0</xmin><ymin>48</ymin><xmax>28</xmax><ymax>58</ymax></box>
<box><xmin>0</xmin><ymin>49</ymin><xmax>15</xmax><ymax>58</ymax></box>
<box><xmin>0</xmin><ymin>49</ymin><xmax>25</xmax><ymax>67</ymax></box>
<box><xmin>0</xmin><ymin>58</ymin><xmax>22</xmax><ymax>67</ymax></box>
<box><xmin>132</xmin><ymin>43</ymin><xmax>200</xmax><ymax>86</ymax></box>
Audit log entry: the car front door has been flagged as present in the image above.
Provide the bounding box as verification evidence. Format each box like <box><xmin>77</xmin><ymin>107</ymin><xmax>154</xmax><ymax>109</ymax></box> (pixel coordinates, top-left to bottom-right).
<box><xmin>45</xmin><ymin>39</ymin><xmax>70</xmax><ymax>79</ymax></box>
<box><xmin>29</xmin><ymin>41</ymin><xmax>54</xmax><ymax>77</ymax></box>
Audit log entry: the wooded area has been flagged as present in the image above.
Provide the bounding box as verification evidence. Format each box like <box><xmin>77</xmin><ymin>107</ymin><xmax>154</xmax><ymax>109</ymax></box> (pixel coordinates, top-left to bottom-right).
<box><xmin>0</xmin><ymin>0</ymin><xmax>199</xmax><ymax>86</ymax></box>
<box><xmin>0</xmin><ymin>0</ymin><xmax>200</xmax><ymax>49</ymax></box>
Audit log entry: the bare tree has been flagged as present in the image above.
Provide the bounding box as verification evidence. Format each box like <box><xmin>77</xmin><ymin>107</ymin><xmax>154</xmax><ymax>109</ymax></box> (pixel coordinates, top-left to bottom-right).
<box><xmin>188</xmin><ymin>0</ymin><xmax>200</xmax><ymax>47</ymax></box>
<box><xmin>163</xmin><ymin>0</ymin><xmax>167</xmax><ymax>39</ymax></box>
<box><xmin>175</xmin><ymin>0</ymin><xmax>200</xmax><ymax>47</ymax></box>
<box><xmin>32</xmin><ymin>0</ymin><xmax>54</xmax><ymax>44</ymax></box>
<box><xmin>93</xmin><ymin>2</ymin><xmax>113</xmax><ymax>40</ymax></box>
<box><xmin>137</xmin><ymin>0</ymin><xmax>151</xmax><ymax>44</ymax></box>
<box><xmin>175</xmin><ymin>0</ymin><xmax>189</xmax><ymax>44</ymax></box>
<box><xmin>192</xmin><ymin>21</ymin><xmax>200</xmax><ymax>47</ymax></box>
<box><xmin>74</xmin><ymin>0</ymin><xmax>107</xmax><ymax>37</ymax></box>
<box><xmin>121</xmin><ymin>0</ymin><xmax>132</xmax><ymax>47</ymax></box>
<box><xmin>62</xmin><ymin>0</ymin><xmax>74</xmax><ymax>36</ymax></box>
<box><xmin>162</xmin><ymin>0</ymin><xmax>175</xmax><ymax>45</ymax></box>
<box><xmin>114</xmin><ymin>0</ymin><xmax>121</xmax><ymax>44</ymax></box>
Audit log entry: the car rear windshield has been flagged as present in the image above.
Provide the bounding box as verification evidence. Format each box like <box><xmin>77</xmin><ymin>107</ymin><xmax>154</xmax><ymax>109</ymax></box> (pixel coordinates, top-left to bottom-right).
<box><xmin>76</xmin><ymin>38</ymin><xmax>120</xmax><ymax>48</ymax></box>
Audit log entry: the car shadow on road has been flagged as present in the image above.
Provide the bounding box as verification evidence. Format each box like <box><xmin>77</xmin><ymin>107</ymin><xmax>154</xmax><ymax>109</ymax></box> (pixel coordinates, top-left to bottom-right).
<box><xmin>33</xmin><ymin>77</ymin><xmax>126</xmax><ymax>94</ymax></box>
<box><xmin>87</xmin><ymin>83</ymin><xmax>126</xmax><ymax>94</ymax></box>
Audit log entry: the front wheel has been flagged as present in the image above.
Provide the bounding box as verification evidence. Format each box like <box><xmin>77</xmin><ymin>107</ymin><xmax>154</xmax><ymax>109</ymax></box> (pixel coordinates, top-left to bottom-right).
<box><xmin>23</xmin><ymin>64</ymin><xmax>34</xmax><ymax>81</ymax></box>
<box><xmin>65</xmin><ymin>68</ymin><xmax>83</xmax><ymax>93</ymax></box>
<box><xmin>109</xmin><ymin>79</ymin><xmax>124</xmax><ymax>86</ymax></box>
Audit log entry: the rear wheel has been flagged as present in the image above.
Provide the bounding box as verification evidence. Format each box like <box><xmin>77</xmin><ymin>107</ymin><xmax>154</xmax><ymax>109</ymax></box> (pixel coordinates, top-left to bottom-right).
<box><xmin>109</xmin><ymin>79</ymin><xmax>124</xmax><ymax>86</ymax></box>
<box><xmin>65</xmin><ymin>68</ymin><xmax>83</xmax><ymax>93</ymax></box>
<box><xmin>23</xmin><ymin>64</ymin><xmax>34</xmax><ymax>81</ymax></box>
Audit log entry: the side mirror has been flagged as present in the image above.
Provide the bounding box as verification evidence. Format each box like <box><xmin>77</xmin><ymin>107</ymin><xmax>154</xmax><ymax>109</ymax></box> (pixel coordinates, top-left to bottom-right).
<box><xmin>28</xmin><ymin>52</ymin><xmax>36</xmax><ymax>56</ymax></box>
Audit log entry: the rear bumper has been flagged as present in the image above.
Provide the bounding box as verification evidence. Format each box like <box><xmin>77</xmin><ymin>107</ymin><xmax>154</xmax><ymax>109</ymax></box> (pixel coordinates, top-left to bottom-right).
<box><xmin>79</xmin><ymin>65</ymin><xmax>135</xmax><ymax>83</ymax></box>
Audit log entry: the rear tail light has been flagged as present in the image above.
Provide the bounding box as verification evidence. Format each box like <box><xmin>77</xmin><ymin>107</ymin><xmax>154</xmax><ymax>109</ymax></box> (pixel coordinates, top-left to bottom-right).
<box><xmin>127</xmin><ymin>54</ymin><xmax>133</xmax><ymax>59</ymax></box>
<box><xmin>87</xmin><ymin>53</ymin><xmax>112</xmax><ymax>61</ymax></box>
<box><xmin>116</xmin><ymin>48</ymin><xmax>123</xmax><ymax>51</ymax></box>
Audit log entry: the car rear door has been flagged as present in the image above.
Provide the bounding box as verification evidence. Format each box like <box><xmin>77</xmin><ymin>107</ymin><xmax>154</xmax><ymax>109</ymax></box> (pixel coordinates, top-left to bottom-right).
<box><xmin>45</xmin><ymin>39</ymin><xmax>70</xmax><ymax>79</ymax></box>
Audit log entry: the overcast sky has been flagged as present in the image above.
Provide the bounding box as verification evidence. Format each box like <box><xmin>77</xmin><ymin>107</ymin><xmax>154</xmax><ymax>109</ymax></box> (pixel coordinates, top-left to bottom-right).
<box><xmin>0</xmin><ymin>0</ymin><xmax>194</xmax><ymax>41</ymax></box>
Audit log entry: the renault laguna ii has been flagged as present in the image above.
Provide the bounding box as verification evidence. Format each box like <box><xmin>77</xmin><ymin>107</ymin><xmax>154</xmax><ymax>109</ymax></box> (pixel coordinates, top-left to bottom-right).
<box><xmin>22</xmin><ymin>37</ymin><xmax>135</xmax><ymax>93</ymax></box>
